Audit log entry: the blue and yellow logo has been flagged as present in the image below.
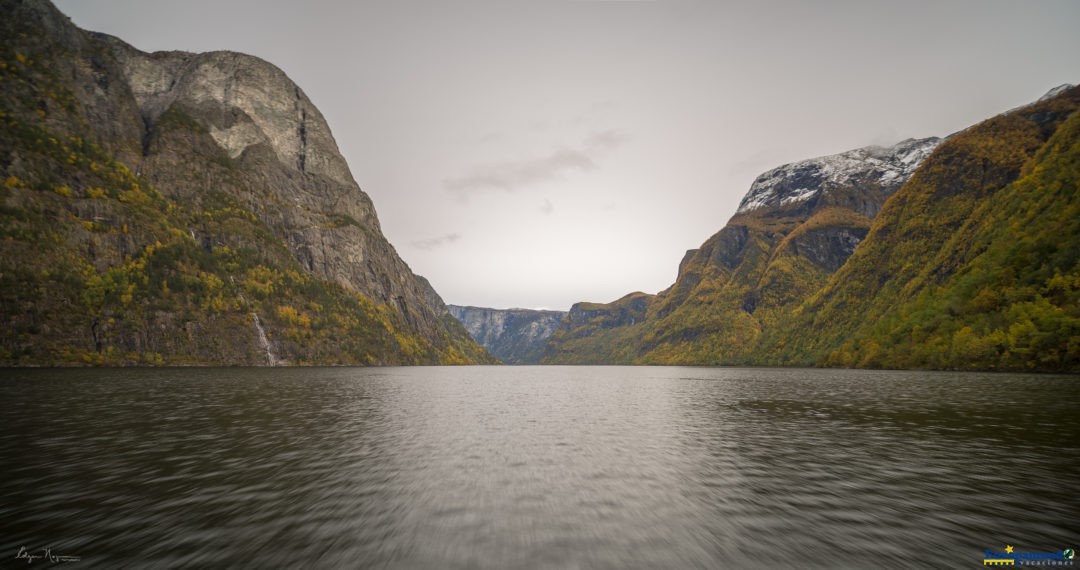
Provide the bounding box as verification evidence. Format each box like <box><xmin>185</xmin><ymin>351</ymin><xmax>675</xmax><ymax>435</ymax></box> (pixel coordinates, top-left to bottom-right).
<box><xmin>983</xmin><ymin>545</ymin><xmax>1074</xmax><ymax>566</ymax></box>
<box><xmin>984</xmin><ymin>545</ymin><xmax>1016</xmax><ymax>566</ymax></box>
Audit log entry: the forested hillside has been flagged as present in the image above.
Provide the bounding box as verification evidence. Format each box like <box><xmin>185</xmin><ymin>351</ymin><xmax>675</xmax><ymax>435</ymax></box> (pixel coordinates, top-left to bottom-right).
<box><xmin>763</xmin><ymin>86</ymin><xmax>1080</xmax><ymax>371</ymax></box>
<box><xmin>545</xmin><ymin>86</ymin><xmax>1079</xmax><ymax>372</ymax></box>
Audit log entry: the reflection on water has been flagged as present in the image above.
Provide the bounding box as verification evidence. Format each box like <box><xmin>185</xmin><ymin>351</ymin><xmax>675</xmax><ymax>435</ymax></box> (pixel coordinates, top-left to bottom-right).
<box><xmin>0</xmin><ymin>366</ymin><xmax>1076</xmax><ymax>568</ymax></box>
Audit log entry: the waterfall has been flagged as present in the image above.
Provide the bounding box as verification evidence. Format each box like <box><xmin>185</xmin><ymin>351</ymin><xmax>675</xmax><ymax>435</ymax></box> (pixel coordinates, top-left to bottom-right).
<box><xmin>251</xmin><ymin>312</ymin><xmax>278</xmax><ymax>366</ymax></box>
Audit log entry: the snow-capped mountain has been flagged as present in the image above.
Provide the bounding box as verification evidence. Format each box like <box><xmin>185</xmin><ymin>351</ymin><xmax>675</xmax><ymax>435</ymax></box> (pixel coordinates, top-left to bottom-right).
<box><xmin>735</xmin><ymin>137</ymin><xmax>940</xmax><ymax>216</ymax></box>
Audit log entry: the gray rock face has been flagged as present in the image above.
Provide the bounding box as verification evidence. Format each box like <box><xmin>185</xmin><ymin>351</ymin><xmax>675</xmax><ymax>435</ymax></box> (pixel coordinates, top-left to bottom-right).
<box><xmin>706</xmin><ymin>224</ymin><xmax>752</xmax><ymax>270</ymax></box>
<box><xmin>787</xmin><ymin>226</ymin><xmax>869</xmax><ymax>273</ymax></box>
<box><xmin>88</xmin><ymin>27</ymin><xmax>455</xmax><ymax>340</ymax></box>
<box><xmin>102</xmin><ymin>42</ymin><xmax>354</xmax><ymax>186</ymax></box>
<box><xmin>448</xmin><ymin>305</ymin><xmax>566</xmax><ymax>364</ymax></box>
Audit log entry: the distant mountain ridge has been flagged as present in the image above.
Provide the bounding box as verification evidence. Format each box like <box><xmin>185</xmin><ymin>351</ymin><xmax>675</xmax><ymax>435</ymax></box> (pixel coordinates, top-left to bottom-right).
<box><xmin>449</xmin><ymin>305</ymin><xmax>566</xmax><ymax>364</ymax></box>
<box><xmin>0</xmin><ymin>0</ymin><xmax>494</xmax><ymax>365</ymax></box>
<box><xmin>544</xmin><ymin>84</ymin><xmax>1080</xmax><ymax>372</ymax></box>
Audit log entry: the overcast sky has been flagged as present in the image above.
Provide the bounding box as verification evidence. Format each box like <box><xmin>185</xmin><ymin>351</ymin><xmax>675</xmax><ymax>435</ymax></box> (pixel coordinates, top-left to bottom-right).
<box><xmin>55</xmin><ymin>0</ymin><xmax>1079</xmax><ymax>310</ymax></box>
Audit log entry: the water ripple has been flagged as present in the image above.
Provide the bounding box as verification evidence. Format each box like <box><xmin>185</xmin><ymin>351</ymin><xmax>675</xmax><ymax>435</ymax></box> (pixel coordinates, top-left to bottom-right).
<box><xmin>1</xmin><ymin>366</ymin><xmax>1076</xmax><ymax>568</ymax></box>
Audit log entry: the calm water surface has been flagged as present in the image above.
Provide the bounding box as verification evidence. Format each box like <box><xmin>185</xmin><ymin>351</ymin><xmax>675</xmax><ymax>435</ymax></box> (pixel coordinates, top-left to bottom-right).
<box><xmin>1</xmin><ymin>366</ymin><xmax>1077</xmax><ymax>568</ymax></box>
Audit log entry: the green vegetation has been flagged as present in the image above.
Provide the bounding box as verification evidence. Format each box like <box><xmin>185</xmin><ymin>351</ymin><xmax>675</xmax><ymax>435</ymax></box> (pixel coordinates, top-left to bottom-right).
<box><xmin>0</xmin><ymin>13</ymin><xmax>492</xmax><ymax>366</ymax></box>
<box><xmin>791</xmin><ymin>100</ymin><xmax>1080</xmax><ymax>371</ymax></box>
<box><xmin>0</xmin><ymin>110</ymin><xmax>482</xmax><ymax>365</ymax></box>
<box><xmin>545</xmin><ymin>87</ymin><xmax>1080</xmax><ymax>372</ymax></box>
<box><xmin>545</xmin><ymin>202</ymin><xmax>873</xmax><ymax>365</ymax></box>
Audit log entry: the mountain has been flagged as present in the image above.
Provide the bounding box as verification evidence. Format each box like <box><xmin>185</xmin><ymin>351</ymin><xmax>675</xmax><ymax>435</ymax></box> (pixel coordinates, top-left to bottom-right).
<box><xmin>0</xmin><ymin>0</ymin><xmax>494</xmax><ymax>365</ymax></box>
<box><xmin>448</xmin><ymin>305</ymin><xmax>566</xmax><ymax>364</ymax></box>
<box><xmin>543</xmin><ymin>137</ymin><xmax>940</xmax><ymax>364</ymax></box>
<box><xmin>762</xmin><ymin>84</ymin><xmax>1080</xmax><ymax>371</ymax></box>
<box><xmin>545</xmin><ymin>85</ymin><xmax>1080</xmax><ymax>372</ymax></box>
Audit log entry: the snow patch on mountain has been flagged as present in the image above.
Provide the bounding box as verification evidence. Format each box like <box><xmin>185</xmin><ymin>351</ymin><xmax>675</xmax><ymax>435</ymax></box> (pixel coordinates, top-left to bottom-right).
<box><xmin>735</xmin><ymin>137</ymin><xmax>940</xmax><ymax>215</ymax></box>
<box><xmin>1038</xmin><ymin>84</ymin><xmax>1074</xmax><ymax>102</ymax></box>
<box><xmin>779</xmin><ymin>187</ymin><xmax>818</xmax><ymax>207</ymax></box>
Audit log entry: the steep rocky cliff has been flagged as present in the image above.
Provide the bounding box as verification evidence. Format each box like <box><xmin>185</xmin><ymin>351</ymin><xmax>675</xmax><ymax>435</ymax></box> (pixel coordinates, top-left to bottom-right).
<box><xmin>0</xmin><ymin>0</ymin><xmax>493</xmax><ymax>365</ymax></box>
<box><xmin>543</xmin><ymin>137</ymin><xmax>940</xmax><ymax>364</ymax></box>
<box><xmin>448</xmin><ymin>305</ymin><xmax>566</xmax><ymax>364</ymax></box>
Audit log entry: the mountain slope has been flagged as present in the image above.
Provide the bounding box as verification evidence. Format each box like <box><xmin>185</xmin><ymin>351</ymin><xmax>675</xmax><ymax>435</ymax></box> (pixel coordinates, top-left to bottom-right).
<box><xmin>448</xmin><ymin>305</ymin><xmax>566</xmax><ymax>364</ymax></box>
<box><xmin>545</xmin><ymin>85</ymin><xmax>1079</xmax><ymax>372</ymax></box>
<box><xmin>0</xmin><ymin>0</ymin><xmax>493</xmax><ymax>365</ymax></box>
<box><xmin>543</xmin><ymin>138</ymin><xmax>939</xmax><ymax>365</ymax></box>
<box><xmin>764</xmin><ymin>85</ymin><xmax>1080</xmax><ymax>371</ymax></box>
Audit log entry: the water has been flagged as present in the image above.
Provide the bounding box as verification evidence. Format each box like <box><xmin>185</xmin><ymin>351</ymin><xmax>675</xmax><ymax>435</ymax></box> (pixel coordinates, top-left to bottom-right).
<box><xmin>1</xmin><ymin>366</ymin><xmax>1077</xmax><ymax>568</ymax></box>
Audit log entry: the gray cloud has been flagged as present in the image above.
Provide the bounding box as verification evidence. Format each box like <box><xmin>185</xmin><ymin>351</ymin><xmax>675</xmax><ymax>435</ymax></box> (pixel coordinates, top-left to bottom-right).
<box><xmin>445</xmin><ymin>130</ymin><xmax>629</xmax><ymax>198</ymax></box>
<box><xmin>583</xmin><ymin>129</ymin><xmax>629</xmax><ymax>151</ymax></box>
<box><xmin>540</xmin><ymin>199</ymin><xmax>554</xmax><ymax>215</ymax></box>
<box><xmin>411</xmin><ymin>233</ymin><xmax>462</xmax><ymax>251</ymax></box>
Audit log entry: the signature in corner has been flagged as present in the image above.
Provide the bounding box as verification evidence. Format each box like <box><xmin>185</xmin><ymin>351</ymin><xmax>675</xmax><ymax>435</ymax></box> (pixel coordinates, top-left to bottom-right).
<box><xmin>14</xmin><ymin>546</ymin><xmax>81</xmax><ymax>564</ymax></box>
